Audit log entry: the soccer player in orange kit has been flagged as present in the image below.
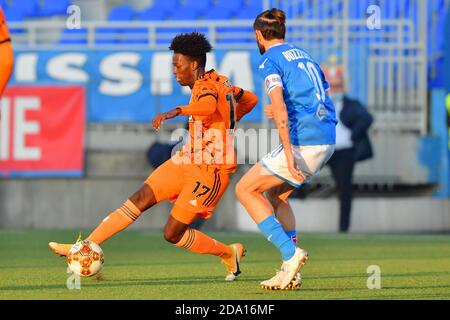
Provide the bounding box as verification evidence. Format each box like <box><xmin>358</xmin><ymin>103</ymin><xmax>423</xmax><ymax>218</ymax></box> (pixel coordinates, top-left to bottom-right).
<box><xmin>0</xmin><ymin>6</ymin><xmax>14</xmax><ymax>99</ymax></box>
<box><xmin>49</xmin><ymin>32</ymin><xmax>258</xmax><ymax>281</ymax></box>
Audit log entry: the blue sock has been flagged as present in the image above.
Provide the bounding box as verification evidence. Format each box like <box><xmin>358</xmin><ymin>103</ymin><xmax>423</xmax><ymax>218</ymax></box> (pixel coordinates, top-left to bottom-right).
<box><xmin>285</xmin><ymin>230</ymin><xmax>298</xmax><ymax>244</ymax></box>
<box><xmin>258</xmin><ymin>215</ymin><xmax>296</xmax><ymax>261</ymax></box>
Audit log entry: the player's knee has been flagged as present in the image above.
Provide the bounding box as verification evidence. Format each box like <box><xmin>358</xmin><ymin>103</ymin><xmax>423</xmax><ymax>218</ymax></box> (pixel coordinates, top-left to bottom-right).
<box><xmin>235</xmin><ymin>181</ymin><xmax>246</xmax><ymax>201</ymax></box>
<box><xmin>129</xmin><ymin>184</ymin><xmax>157</xmax><ymax>212</ymax></box>
<box><xmin>163</xmin><ymin>227</ymin><xmax>183</xmax><ymax>244</ymax></box>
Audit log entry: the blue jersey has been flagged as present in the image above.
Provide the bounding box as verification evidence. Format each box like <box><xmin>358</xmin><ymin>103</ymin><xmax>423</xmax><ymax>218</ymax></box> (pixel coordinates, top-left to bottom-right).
<box><xmin>259</xmin><ymin>43</ymin><xmax>337</xmax><ymax>146</ymax></box>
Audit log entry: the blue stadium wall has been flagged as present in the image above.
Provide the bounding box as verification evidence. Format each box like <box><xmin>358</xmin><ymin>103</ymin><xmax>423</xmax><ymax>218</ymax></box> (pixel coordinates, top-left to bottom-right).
<box><xmin>443</xmin><ymin>7</ymin><xmax>450</xmax><ymax>197</ymax></box>
<box><xmin>427</xmin><ymin>6</ymin><xmax>450</xmax><ymax>197</ymax></box>
<box><xmin>10</xmin><ymin>49</ymin><xmax>264</xmax><ymax>122</ymax></box>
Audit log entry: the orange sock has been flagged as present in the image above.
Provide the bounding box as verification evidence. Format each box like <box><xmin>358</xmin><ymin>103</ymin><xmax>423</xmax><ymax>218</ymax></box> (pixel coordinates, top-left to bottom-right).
<box><xmin>175</xmin><ymin>228</ymin><xmax>233</xmax><ymax>258</ymax></box>
<box><xmin>87</xmin><ymin>200</ymin><xmax>142</xmax><ymax>245</ymax></box>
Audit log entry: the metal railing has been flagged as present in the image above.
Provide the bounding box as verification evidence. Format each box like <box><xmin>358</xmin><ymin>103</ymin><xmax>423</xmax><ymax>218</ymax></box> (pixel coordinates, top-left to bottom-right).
<box><xmin>9</xmin><ymin>0</ymin><xmax>433</xmax><ymax>134</ymax></box>
<box><xmin>9</xmin><ymin>20</ymin><xmax>258</xmax><ymax>49</ymax></box>
<box><xmin>266</xmin><ymin>0</ymin><xmax>432</xmax><ymax>134</ymax></box>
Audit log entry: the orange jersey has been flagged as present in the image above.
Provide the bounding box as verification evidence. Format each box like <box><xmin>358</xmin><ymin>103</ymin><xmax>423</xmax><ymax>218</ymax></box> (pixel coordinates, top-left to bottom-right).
<box><xmin>144</xmin><ymin>70</ymin><xmax>257</xmax><ymax>220</ymax></box>
<box><xmin>178</xmin><ymin>69</ymin><xmax>254</xmax><ymax>173</ymax></box>
<box><xmin>0</xmin><ymin>7</ymin><xmax>11</xmax><ymax>43</ymax></box>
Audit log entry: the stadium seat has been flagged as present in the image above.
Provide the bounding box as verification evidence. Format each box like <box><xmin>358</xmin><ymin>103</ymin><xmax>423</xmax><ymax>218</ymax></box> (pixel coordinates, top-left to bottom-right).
<box><xmin>202</xmin><ymin>5</ymin><xmax>235</xmax><ymax>20</ymax></box>
<box><xmin>200</xmin><ymin>0</ymin><xmax>244</xmax><ymax>20</ymax></box>
<box><xmin>165</xmin><ymin>0</ymin><xmax>213</xmax><ymax>19</ymax></box>
<box><xmin>149</xmin><ymin>0</ymin><xmax>179</xmax><ymax>13</ymax></box>
<box><xmin>234</xmin><ymin>0</ymin><xmax>263</xmax><ymax>19</ymax></box>
<box><xmin>169</xmin><ymin>8</ymin><xmax>200</xmax><ymax>20</ymax></box>
<box><xmin>213</xmin><ymin>0</ymin><xmax>243</xmax><ymax>13</ymax></box>
<box><xmin>234</xmin><ymin>9</ymin><xmax>261</xmax><ymax>20</ymax></box>
<box><xmin>3</xmin><ymin>5</ymin><xmax>26</xmax><ymax>22</ymax></box>
<box><xmin>4</xmin><ymin>0</ymin><xmax>38</xmax><ymax>18</ymax></box>
<box><xmin>135</xmin><ymin>0</ymin><xmax>183</xmax><ymax>21</ymax></box>
<box><xmin>182</xmin><ymin>0</ymin><xmax>212</xmax><ymax>12</ymax></box>
<box><xmin>105</xmin><ymin>4</ymin><xmax>140</xmax><ymax>44</ymax></box>
<box><xmin>3</xmin><ymin>4</ymin><xmax>26</xmax><ymax>37</ymax></box>
<box><xmin>108</xmin><ymin>4</ymin><xmax>135</xmax><ymax>21</ymax></box>
<box><xmin>137</xmin><ymin>6</ymin><xmax>168</xmax><ymax>21</ymax></box>
<box><xmin>37</xmin><ymin>0</ymin><xmax>70</xmax><ymax>17</ymax></box>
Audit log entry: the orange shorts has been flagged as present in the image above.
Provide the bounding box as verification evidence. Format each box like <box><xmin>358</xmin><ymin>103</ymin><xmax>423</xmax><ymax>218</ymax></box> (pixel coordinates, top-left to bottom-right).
<box><xmin>145</xmin><ymin>157</ymin><xmax>230</xmax><ymax>225</ymax></box>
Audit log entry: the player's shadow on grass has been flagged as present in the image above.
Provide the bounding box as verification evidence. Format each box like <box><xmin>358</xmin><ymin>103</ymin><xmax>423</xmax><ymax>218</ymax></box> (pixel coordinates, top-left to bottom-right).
<box><xmin>251</xmin><ymin>256</ymin><xmax>409</xmax><ymax>263</ymax></box>
<box><xmin>0</xmin><ymin>275</ymin><xmax>264</xmax><ymax>292</ymax></box>
<box><xmin>109</xmin><ymin>275</ymin><xmax>264</xmax><ymax>286</ymax></box>
<box><xmin>271</xmin><ymin>283</ymin><xmax>450</xmax><ymax>298</ymax></box>
<box><xmin>380</xmin><ymin>271</ymin><xmax>450</xmax><ymax>278</ymax></box>
<box><xmin>299</xmin><ymin>287</ymin><xmax>366</xmax><ymax>293</ymax></box>
<box><xmin>0</xmin><ymin>283</ymin><xmax>75</xmax><ymax>291</ymax></box>
<box><xmin>347</xmin><ymin>285</ymin><xmax>450</xmax><ymax>300</ymax></box>
<box><xmin>380</xmin><ymin>284</ymin><xmax>450</xmax><ymax>291</ymax></box>
<box><xmin>3</xmin><ymin>271</ymin><xmax>448</xmax><ymax>292</ymax></box>
<box><xmin>303</xmin><ymin>271</ymin><xmax>450</xmax><ymax>281</ymax></box>
<box><xmin>3</xmin><ymin>282</ymin><xmax>450</xmax><ymax>297</ymax></box>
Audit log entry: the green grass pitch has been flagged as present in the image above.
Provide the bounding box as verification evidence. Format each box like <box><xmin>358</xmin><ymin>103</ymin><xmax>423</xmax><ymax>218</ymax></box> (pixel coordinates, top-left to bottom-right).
<box><xmin>1</xmin><ymin>229</ymin><xmax>450</xmax><ymax>300</ymax></box>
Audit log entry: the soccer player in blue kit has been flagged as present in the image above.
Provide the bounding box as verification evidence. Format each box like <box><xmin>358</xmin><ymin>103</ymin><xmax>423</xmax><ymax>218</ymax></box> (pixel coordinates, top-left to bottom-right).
<box><xmin>236</xmin><ymin>8</ymin><xmax>337</xmax><ymax>290</ymax></box>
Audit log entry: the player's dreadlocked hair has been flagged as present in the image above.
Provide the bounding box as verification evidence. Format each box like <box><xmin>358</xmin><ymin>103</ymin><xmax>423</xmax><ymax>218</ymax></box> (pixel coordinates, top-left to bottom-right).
<box><xmin>253</xmin><ymin>8</ymin><xmax>286</xmax><ymax>40</ymax></box>
<box><xmin>169</xmin><ymin>32</ymin><xmax>212</xmax><ymax>68</ymax></box>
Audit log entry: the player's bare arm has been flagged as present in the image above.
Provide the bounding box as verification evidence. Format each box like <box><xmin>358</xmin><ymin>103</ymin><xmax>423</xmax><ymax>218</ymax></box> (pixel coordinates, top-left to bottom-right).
<box><xmin>151</xmin><ymin>108</ymin><xmax>182</xmax><ymax>131</ymax></box>
<box><xmin>234</xmin><ymin>86</ymin><xmax>259</xmax><ymax>121</ymax></box>
<box><xmin>265</xmin><ymin>104</ymin><xmax>274</xmax><ymax>119</ymax></box>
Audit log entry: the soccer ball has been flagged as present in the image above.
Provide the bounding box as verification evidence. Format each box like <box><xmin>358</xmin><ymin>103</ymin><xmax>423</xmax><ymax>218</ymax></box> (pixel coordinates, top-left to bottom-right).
<box><xmin>67</xmin><ymin>240</ymin><xmax>104</xmax><ymax>277</ymax></box>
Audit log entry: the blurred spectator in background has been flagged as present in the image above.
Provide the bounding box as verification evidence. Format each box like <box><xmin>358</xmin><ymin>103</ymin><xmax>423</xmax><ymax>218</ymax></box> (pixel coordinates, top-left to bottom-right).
<box><xmin>324</xmin><ymin>65</ymin><xmax>374</xmax><ymax>233</ymax></box>
<box><xmin>146</xmin><ymin>121</ymin><xmax>189</xmax><ymax>169</ymax></box>
<box><xmin>0</xmin><ymin>5</ymin><xmax>13</xmax><ymax>100</ymax></box>
<box><xmin>146</xmin><ymin>139</ymin><xmax>180</xmax><ymax>169</ymax></box>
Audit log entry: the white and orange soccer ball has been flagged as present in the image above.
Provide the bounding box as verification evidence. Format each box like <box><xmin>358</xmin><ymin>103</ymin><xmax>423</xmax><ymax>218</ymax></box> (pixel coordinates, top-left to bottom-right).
<box><xmin>67</xmin><ymin>240</ymin><xmax>104</xmax><ymax>277</ymax></box>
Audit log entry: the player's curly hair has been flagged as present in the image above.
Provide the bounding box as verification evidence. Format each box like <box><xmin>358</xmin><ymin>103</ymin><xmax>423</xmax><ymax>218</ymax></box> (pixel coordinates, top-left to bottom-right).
<box><xmin>169</xmin><ymin>32</ymin><xmax>212</xmax><ymax>68</ymax></box>
<box><xmin>254</xmin><ymin>8</ymin><xmax>286</xmax><ymax>40</ymax></box>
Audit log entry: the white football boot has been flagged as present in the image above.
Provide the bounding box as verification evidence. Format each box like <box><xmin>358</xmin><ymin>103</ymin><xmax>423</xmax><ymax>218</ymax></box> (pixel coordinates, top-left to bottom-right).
<box><xmin>260</xmin><ymin>271</ymin><xmax>302</xmax><ymax>290</ymax></box>
<box><xmin>288</xmin><ymin>272</ymin><xmax>302</xmax><ymax>290</ymax></box>
<box><xmin>279</xmin><ymin>247</ymin><xmax>308</xmax><ymax>290</ymax></box>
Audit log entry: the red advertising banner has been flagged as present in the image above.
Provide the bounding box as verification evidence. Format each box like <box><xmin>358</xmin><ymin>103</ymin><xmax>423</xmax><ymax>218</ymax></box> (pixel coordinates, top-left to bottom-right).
<box><xmin>0</xmin><ymin>86</ymin><xmax>85</xmax><ymax>177</ymax></box>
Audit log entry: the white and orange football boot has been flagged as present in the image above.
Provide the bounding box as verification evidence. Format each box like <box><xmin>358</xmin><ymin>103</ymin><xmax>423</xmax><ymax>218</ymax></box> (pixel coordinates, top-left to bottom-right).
<box><xmin>221</xmin><ymin>243</ymin><xmax>246</xmax><ymax>281</ymax></box>
<box><xmin>48</xmin><ymin>233</ymin><xmax>82</xmax><ymax>257</ymax></box>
